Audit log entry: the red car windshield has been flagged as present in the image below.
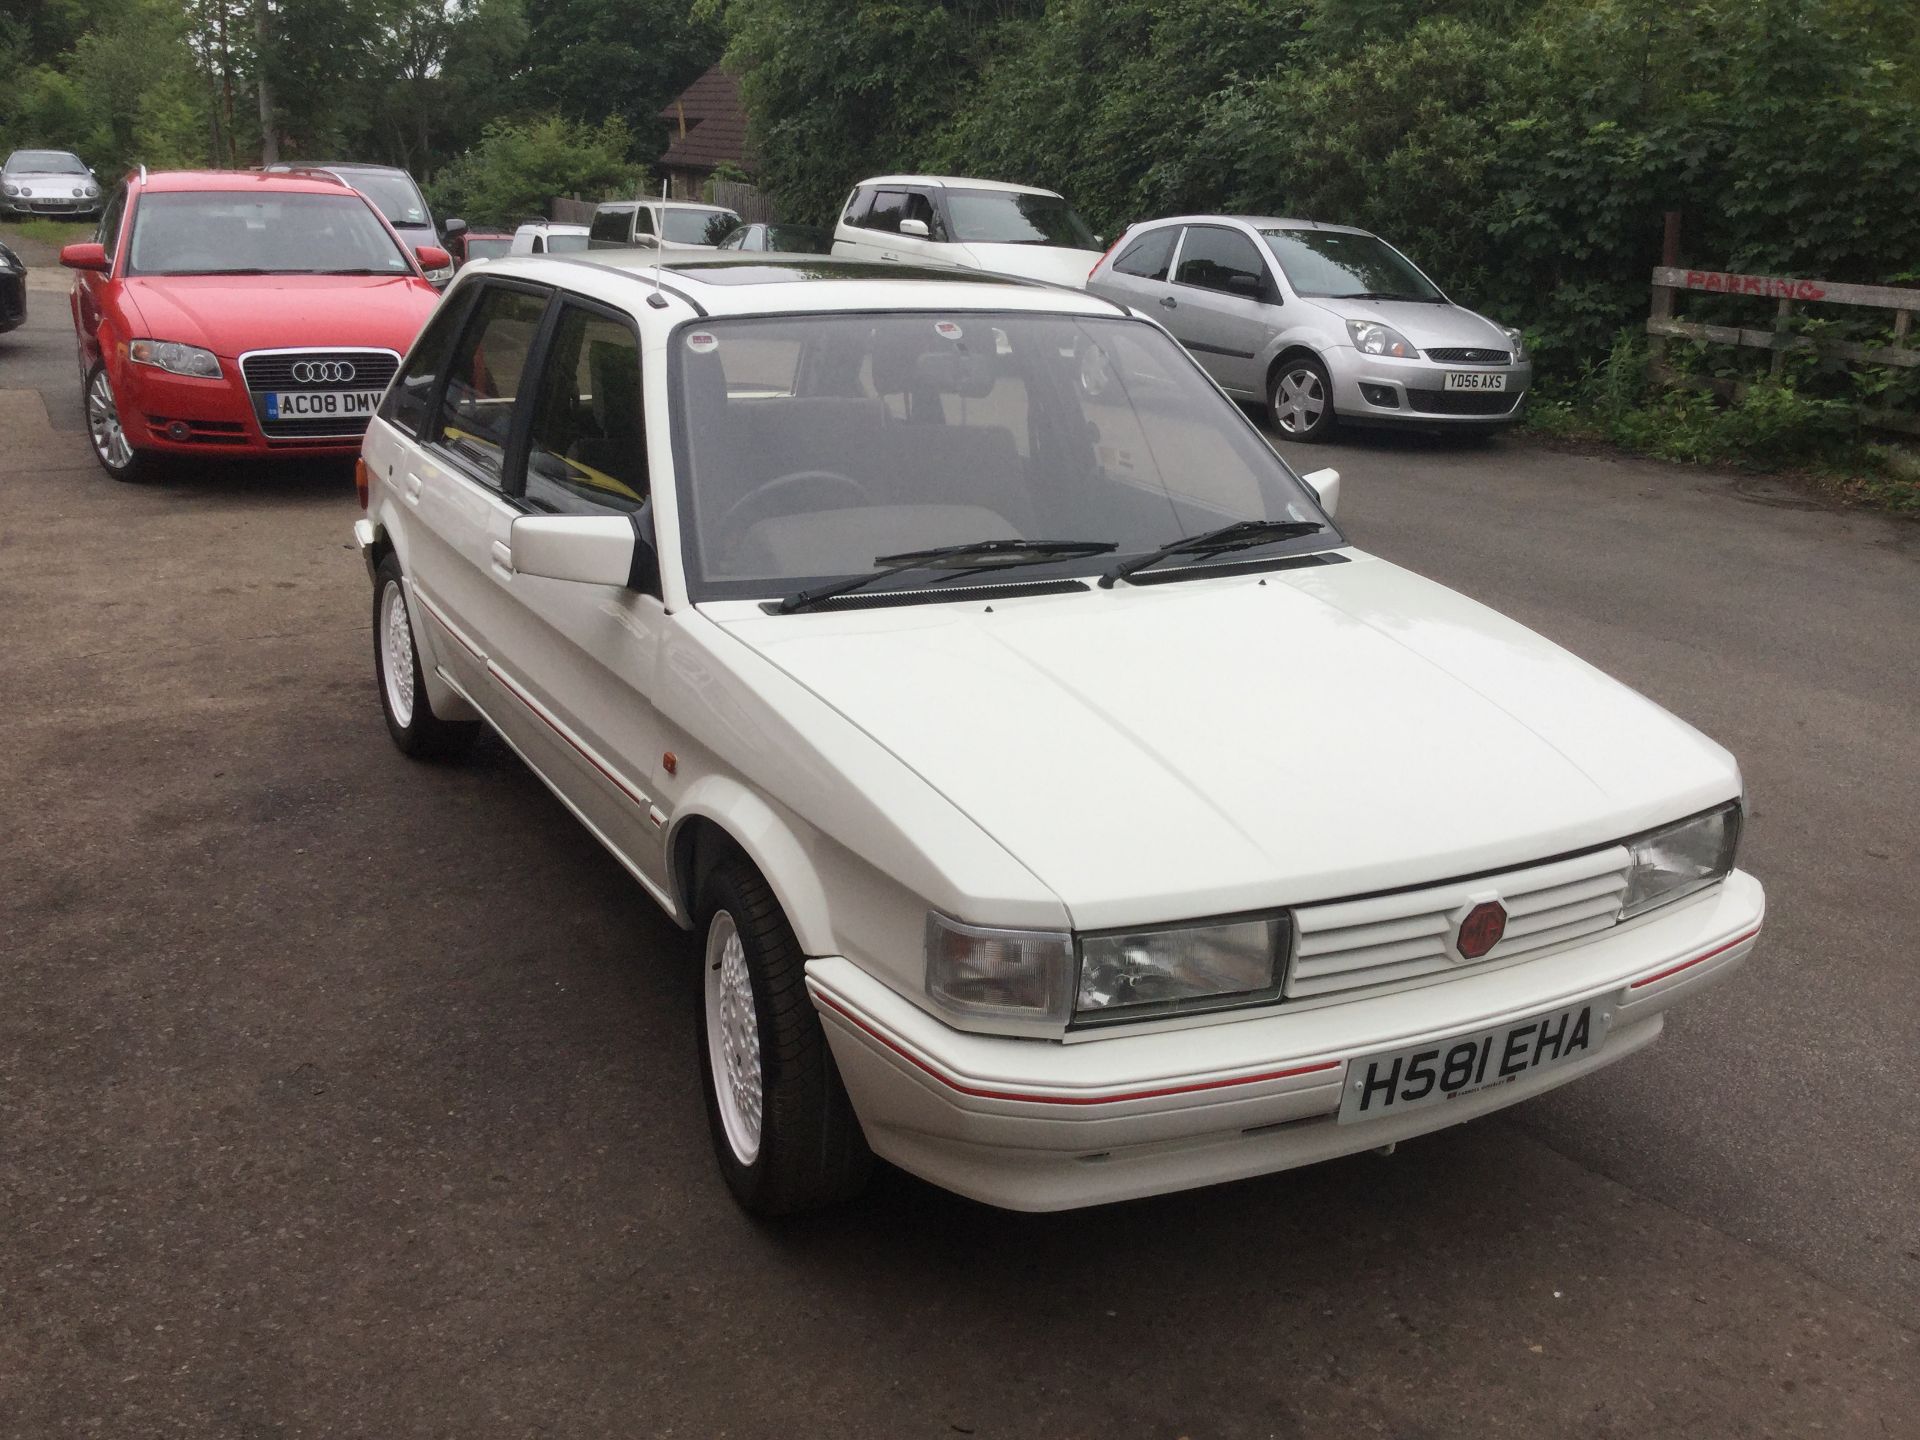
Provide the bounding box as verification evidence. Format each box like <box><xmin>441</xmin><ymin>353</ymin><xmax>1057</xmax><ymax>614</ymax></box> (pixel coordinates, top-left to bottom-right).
<box><xmin>127</xmin><ymin>192</ymin><xmax>414</xmax><ymax>277</ymax></box>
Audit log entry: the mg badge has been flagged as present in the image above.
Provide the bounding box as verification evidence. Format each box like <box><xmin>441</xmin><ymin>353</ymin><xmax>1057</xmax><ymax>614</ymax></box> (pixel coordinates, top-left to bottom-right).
<box><xmin>1456</xmin><ymin>900</ymin><xmax>1507</xmax><ymax>959</ymax></box>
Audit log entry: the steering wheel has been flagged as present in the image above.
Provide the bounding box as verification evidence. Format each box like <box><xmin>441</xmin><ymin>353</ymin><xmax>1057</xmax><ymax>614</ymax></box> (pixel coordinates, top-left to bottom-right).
<box><xmin>717</xmin><ymin>469</ymin><xmax>873</xmax><ymax>539</ymax></box>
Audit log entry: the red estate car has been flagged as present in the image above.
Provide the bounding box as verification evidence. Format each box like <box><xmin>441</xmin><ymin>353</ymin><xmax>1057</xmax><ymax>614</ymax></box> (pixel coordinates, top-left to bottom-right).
<box><xmin>61</xmin><ymin>168</ymin><xmax>448</xmax><ymax>481</ymax></box>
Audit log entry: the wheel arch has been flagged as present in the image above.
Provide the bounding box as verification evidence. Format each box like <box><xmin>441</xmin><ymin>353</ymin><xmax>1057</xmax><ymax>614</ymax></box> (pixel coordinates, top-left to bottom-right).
<box><xmin>667</xmin><ymin>779</ymin><xmax>836</xmax><ymax>954</ymax></box>
<box><xmin>1265</xmin><ymin>343</ymin><xmax>1327</xmax><ymax>397</ymax></box>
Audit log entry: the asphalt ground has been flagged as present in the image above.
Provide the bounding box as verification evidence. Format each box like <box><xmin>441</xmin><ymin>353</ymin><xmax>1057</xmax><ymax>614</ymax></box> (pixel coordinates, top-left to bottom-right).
<box><xmin>2</xmin><ymin>245</ymin><xmax>1916</xmax><ymax>1437</ymax></box>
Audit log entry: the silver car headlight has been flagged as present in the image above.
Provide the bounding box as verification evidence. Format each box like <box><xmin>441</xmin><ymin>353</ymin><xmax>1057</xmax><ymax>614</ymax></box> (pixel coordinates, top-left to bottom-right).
<box><xmin>1346</xmin><ymin>318</ymin><xmax>1420</xmax><ymax>359</ymax></box>
<box><xmin>1076</xmin><ymin>914</ymin><xmax>1288</xmax><ymax>1024</ymax></box>
<box><xmin>1621</xmin><ymin>802</ymin><xmax>1741</xmax><ymax>918</ymax></box>
<box><xmin>2</xmin><ymin>184</ymin><xmax>17</xmax><ymax>197</ymax></box>
<box><xmin>1501</xmin><ymin>324</ymin><xmax>1528</xmax><ymax>361</ymax></box>
<box><xmin>128</xmin><ymin>339</ymin><xmax>224</xmax><ymax>379</ymax></box>
<box><xmin>925</xmin><ymin>913</ymin><xmax>1074</xmax><ymax>1022</ymax></box>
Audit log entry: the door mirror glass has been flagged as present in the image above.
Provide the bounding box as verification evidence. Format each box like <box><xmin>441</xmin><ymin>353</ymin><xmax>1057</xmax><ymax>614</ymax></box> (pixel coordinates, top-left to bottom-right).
<box><xmin>1300</xmin><ymin>467</ymin><xmax>1340</xmax><ymax>517</ymax></box>
<box><xmin>898</xmin><ymin>217</ymin><xmax>929</xmax><ymax>239</ymax></box>
<box><xmin>511</xmin><ymin>514</ymin><xmax>644</xmax><ymax>587</ymax></box>
<box><xmin>59</xmin><ymin>242</ymin><xmax>109</xmax><ymax>272</ymax></box>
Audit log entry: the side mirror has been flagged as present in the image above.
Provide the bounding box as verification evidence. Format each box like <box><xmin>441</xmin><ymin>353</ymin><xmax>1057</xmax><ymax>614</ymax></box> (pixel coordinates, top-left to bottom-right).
<box><xmin>441</xmin><ymin>217</ymin><xmax>468</xmax><ymax>239</ymax></box>
<box><xmin>415</xmin><ymin>245</ymin><xmax>451</xmax><ymax>273</ymax></box>
<box><xmin>59</xmin><ymin>242</ymin><xmax>109</xmax><ymax>272</ymax></box>
<box><xmin>898</xmin><ymin>218</ymin><xmax>930</xmax><ymax>239</ymax></box>
<box><xmin>511</xmin><ymin>511</ymin><xmax>659</xmax><ymax>593</ymax></box>
<box><xmin>1300</xmin><ymin>467</ymin><xmax>1340</xmax><ymax>518</ymax></box>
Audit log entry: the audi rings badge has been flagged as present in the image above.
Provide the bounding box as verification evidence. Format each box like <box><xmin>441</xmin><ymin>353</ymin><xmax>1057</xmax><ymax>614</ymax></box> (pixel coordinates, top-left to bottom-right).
<box><xmin>291</xmin><ymin>360</ymin><xmax>357</xmax><ymax>385</ymax></box>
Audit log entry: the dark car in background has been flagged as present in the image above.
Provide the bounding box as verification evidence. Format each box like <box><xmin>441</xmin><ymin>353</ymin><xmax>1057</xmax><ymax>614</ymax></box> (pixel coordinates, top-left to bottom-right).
<box><xmin>0</xmin><ymin>240</ymin><xmax>25</xmax><ymax>333</ymax></box>
<box><xmin>266</xmin><ymin>161</ymin><xmax>463</xmax><ymax>286</ymax></box>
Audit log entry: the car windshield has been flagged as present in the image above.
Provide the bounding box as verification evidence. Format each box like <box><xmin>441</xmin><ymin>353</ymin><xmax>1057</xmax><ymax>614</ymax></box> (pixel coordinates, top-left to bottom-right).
<box><xmin>671</xmin><ymin>312</ymin><xmax>1334</xmax><ymax>601</ymax></box>
<box><xmin>1261</xmin><ymin>229</ymin><xmax>1443</xmax><ymax>302</ymax></box>
<box><xmin>943</xmin><ymin>190</ymin><xmax>1096</xmax><ymax>249</ymax></box>
<box><xmin>8</xmin><ymin>150</ymin><xmax>88</xmax><ymax>174</ymax></box>
<box><xmin>546</xmin><ymin>232</ymin><xmax>590</xmax><ymax>253</ymax></box>
<box><xmin>128</xmin><ymin>192</ymin><xmax>414</xmax><ymax>276</ymax></box>
<box><xmin>664</xmin><ymin>209</ymin><xmax>738</xmax><ymax>245</ymax></box>
<box><xmin>331</xmin><ymin>169</ymin><xmax>430</xmax><ymax>227</ymax></box>
<box><xmin>465</xmin><ymin>237</ymin><xmax>512</xmax><ymax>260</ymax></box>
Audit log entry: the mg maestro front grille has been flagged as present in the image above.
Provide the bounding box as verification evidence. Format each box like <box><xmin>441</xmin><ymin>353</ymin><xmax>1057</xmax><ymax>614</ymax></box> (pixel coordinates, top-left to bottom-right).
<box><xmin>1425</xmin><ymin>347</ymin><xmax>1511</xmax><ymax>364</ymax></box>
<box><xmin>1286</xmin><ymin>847</ymin><xmax>1632</xmax><ymax>1001</ymax></box>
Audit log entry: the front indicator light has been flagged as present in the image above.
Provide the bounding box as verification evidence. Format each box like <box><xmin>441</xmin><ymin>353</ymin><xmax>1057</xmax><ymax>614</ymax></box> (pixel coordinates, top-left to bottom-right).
<box><xmin>129</xmin><ymin>339</ymin><xmax>223</xmax><ymax>378</ymax></box>
<box><xmin>925</xmin><ymin>913</ymin><xmax>1073</xmax><ymax>1023</ymax></box>
<box><xmin>1076</xmin><ymin>915</ymin><xmax>1287</xmax><ymax>1024</ymax></box>
<box><xmin>1621</xmin><ymin>802</ymin><xmax>1741</xmax><ymax>918</ymax></box>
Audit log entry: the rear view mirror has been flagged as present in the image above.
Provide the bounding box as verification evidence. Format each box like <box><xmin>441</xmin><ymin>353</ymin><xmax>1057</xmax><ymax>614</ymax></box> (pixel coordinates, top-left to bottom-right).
<box><xmin>1300</xmin><ymin>467</ymin><xmax>1341</xmax><ymax>518</ymax></box>
<box><xmin>898</xmin><ymin>218</ymin><xmax>930</xmax><ymax>239</ymax></box>
<box><xmin>511</xmin><ymin>511</ymin><xmax>659</xmax><ymax>593</ymax></box>
<box><xmin>59</xmin><ymin>242</ymin><xmax>109</xmax><ymax>272</ymax></box>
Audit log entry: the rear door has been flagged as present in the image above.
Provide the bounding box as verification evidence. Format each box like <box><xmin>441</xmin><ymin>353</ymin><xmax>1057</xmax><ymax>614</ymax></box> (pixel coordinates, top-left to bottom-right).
<box><xmin>1166</xmin><ymin>224</ymin><xmax>1277</xmax><ymax>396</ymax></box>
<box><xmin>73</xmin><ymin>181</ymin><xmax>128</xmax><ymax>370</ymax></box>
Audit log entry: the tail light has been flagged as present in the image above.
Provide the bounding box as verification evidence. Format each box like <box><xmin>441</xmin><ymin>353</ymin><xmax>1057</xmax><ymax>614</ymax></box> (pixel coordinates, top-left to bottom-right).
<box><xmin>354</xmin><ymin>456</ymin><xmax>370</xmax><ymax>510</ymax></box>
<box><xmin>1087</xmin><ymin>231</ymin><xmax>1124</xmax><ymax>283</ymax></box>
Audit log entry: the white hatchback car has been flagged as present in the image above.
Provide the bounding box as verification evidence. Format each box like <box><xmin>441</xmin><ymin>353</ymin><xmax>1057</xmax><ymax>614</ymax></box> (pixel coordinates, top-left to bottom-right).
<box><xmin>355</xmin><ymin>254</ymin><xmax>1764</xmax><ymax>1215</ymax></box>
<box><xmin>832</xmin><ymin>175</ymin><xmax>1106</xmax><ymax>287</ymax></box>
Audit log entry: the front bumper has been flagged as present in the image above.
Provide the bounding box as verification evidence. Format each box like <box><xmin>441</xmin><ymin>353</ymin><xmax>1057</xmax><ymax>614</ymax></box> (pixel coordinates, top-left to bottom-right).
<box><xmin>114</xmin><ymin>358</ymin><xmax>365</xmax><ymax>459</ymax></box>
<box><xmin>2</xmin><ymin>195</ymin><xmax>101</xmax><ymax>218</ymax></box>
<box><xmin>808</xmin><ymin>870</ymin><xmax>1763</xmax><ymax>1210</ymax></box>
<box><xmin>1325</xmin><ymin>347</ymin><xmax>1532</xmax><ymax>425</ymax></box>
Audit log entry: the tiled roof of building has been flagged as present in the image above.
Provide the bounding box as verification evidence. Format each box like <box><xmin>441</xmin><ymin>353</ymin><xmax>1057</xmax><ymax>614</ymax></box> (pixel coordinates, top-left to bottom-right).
<box><xmin>659</xmin><ymin>65</ymin><xmax>752</xmax><ymax>174</ymax></box>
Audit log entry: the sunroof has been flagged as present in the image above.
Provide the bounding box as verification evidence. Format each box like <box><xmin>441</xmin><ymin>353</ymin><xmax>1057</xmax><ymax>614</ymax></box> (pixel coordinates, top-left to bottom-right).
<box><xmin>663</xmin><ymin>259</ymin><xmax>1022</xmax><ymax>287</ymax></box>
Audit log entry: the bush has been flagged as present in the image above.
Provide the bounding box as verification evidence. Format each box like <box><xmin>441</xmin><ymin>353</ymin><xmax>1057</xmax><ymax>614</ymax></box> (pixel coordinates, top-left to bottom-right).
<box><xmin>429</xmin><ymin>115</ymin><xmax>639</xmax><ymax>228</ymax></box>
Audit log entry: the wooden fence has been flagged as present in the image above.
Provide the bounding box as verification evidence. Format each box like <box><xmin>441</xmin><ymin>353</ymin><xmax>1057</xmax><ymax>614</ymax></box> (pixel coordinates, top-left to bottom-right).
<box><xmin>548</xmin><ymin>181</ymin><xmax>773</xmax><ymax>228</ymax></box>
<box><xmin>1647</xmin><ymin>266</ymin><xmax>1919</xmax><ymax>435</ymax></box>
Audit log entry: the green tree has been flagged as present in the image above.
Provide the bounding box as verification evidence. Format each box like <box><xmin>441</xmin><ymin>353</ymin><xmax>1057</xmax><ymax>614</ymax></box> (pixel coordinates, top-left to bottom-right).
<box><xmin>429</xmin><ymin>113</ymin><xmax>638</xmax><ymax>225</ymax></box>
<box><xmin>519</xmin><ymin>0</ymin><xmax>721</xmax><ymax>162</ymax></box>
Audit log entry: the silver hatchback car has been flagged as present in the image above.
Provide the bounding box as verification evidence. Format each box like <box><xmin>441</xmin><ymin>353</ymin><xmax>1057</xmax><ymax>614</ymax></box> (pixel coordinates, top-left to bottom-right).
<box><xmin>1087</xmin><ymin>215</ymin><xmax>1530</xmax><ymax>440</ymax></box>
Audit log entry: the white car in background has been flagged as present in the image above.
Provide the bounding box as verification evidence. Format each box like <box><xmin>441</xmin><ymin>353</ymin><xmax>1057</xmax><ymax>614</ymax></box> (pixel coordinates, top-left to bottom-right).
<box><xmin>355</xmin><ymin>253</ymin><xmax>1764</xmax><ymax>1215</ymax></box>
<box><xmin>832</xmin><ymin>175</ymin><xmax>1106</xmax><ymax>287</ymax></box>
<box><xmin>587</xmin><ymin>199</ymin><xmax>740</xmax><ymax>252</ymax></box>
<box><xmin>510</xmin><ymin>221</ymin><xmax>591</xmax><ymax>256</ymax></box>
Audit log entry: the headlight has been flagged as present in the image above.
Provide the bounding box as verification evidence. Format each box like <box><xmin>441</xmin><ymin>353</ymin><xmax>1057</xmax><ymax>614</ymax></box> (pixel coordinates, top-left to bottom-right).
<box><xmin>1</xmin><ymin>185</ymin><xmax>15</xmax><ymax>197</ymax></box>
<box><xmin>925</xmin><ymin>913</ymin><xmax>1073</xmax><ymax>1022</ymax></box>
<box><xmin>1345</xmin><ymin>318</ymin><xmax>1420</xmax><ymax>359</ymax></box>
<box><xmin>1076</xmin><ymin>914</ymin><xmax>1287</xmax><ymax>1024</ymax></box>
<box><xmin>86</xmin><ymin>182</ymin><xmax>100</xmax><ymax>197</ymax></box>
<box><xmin>1621</xmin><ymin>802</ymin><xmax>1741</xmax><ymax>918</ymax></box>
<box><xmin>128</xmin><ymin>339</ymin><xmax>224</xmax><ymax>379</ymax></box>
<box><xmin>1501</xmin><ymin>325</ymin><xmax>1528</xmax><ymax>361</ymax></box>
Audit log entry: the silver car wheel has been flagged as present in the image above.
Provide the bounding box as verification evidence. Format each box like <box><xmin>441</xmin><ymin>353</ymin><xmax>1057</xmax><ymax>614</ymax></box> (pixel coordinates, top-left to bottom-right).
<box><xmin>378</xmin><ymin>578</ymin><xmax>417</xmax><ymax>729</ymax></box>
<box><xmin>704</xmin><ymin>908</ymin><xmax>764</xmax><ymax>1166</ymax></box>
<box><xmin>1275</xmin><ymin>367</ymin><xmax>1328</xmax><ymax>437</ymax></box>
<box><xmin>86</xmin><ymin>367</ymin><xmax>134</xmax><ymax>471</ymax></box>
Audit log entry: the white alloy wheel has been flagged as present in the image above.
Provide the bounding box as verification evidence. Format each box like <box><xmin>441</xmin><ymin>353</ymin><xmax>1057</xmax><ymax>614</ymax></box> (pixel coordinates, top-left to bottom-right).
<box><xmin>379</xmin><ymin>577</ymin><xmax>417</xmax><ymax>729</ymax></box>
<box><xmin>86</xmin><ymin>365</ymin><xmax>136</xmax><ymax>474</ymax></box>
<box><xmin>704</xmin><ymin>908</ymin><xmax>764</xmax><ymax>1165</ymax></box>
<box><xmin>1273</xmin><ymin>364</ymin><xmax>1329</xmax><ymax>437</ymax></box>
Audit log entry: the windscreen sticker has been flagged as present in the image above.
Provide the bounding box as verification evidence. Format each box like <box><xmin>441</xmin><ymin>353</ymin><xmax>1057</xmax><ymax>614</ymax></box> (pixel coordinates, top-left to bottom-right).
<box><xmin>685</xmin><ymin>331</ymin><xmax>719</xmax><ymax>353</ymax></box>
<box><xmin>934</xmin><ymin>320</ymin><xmax>963</xmax><ymax>341</ymax></box>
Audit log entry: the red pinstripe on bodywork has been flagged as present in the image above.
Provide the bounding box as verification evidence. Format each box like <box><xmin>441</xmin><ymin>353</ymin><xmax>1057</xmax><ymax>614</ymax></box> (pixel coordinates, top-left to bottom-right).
<box><xmin>1628</xmin><ymin>925</ymin><xmax>1761</xmax><ymax>988</ymax></box>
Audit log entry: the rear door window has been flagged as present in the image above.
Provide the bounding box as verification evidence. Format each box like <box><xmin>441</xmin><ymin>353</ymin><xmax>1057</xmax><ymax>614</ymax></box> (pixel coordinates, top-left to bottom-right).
<box><xmin>865</xmin><ymin>190</ymin><xmax>908</xmax><ymax>234</ymax></box>
<box><xmin>432</xmin><ymin>284</ymin><xmax>551</xmax><ymax>488</ymax></box>
<box><xmin>589</xmin><ymin>207</ymin><xmax>631</xmax><ymax>244</ymax></box>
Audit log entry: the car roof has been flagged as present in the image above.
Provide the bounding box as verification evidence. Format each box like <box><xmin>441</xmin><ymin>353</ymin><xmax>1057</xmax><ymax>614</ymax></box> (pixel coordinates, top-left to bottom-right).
<box><xmin>1131</xmin><ymin>213</ymin><xmax>1374</xmax><ymax>238</ymax></box>
<box><xmin>597</xmin><ymin>199</ymin><xmax>734</xmax><ymax>212</ymax></box>
<box><xmin>514</xmin><ymin>221</ymin><xmax>589</xmax><ymax>233</ymax></box>
<box><xmin>477</xmin><ymin>252</ymin><xmax>1127</xmax><ymax>320</ymax></box>
<box><xmin>138</xmin><ymin>169</ymin><xmax>357</xmax><ymax>196</ymax></box>
<box><xmin>281</xmin><ymin>161</ymin><xmax>408</xmax><ymax>176</ymax></box>
<box><xmin>853</xmin><ymin>175</ymin><xmax>1063</xmax><ymax>198</ymax></box>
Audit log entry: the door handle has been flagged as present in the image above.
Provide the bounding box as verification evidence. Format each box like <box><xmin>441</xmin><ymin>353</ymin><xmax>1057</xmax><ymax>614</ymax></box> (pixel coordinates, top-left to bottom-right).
<box><xmin>489</xmin><ymin>540</ymin><xmax>513</xmax><ymax>575</ymax></box>
<box><xmin>402</xmin><ymin>472</ymin><xmax>424</xmax><ymax>503</ymax></box>
<box><xmin>1159</xmin><ymin>295</ymin><xmax>1178</xmax><ymax>309</ymax></box>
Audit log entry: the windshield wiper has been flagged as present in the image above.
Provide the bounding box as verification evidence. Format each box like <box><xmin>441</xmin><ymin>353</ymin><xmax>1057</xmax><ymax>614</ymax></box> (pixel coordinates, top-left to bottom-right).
<box><xmin>778</xmin><ymin>539</ymin><xmax>1116</xmax><ymax>614</ymax></box>
<box><xmin>1098</xmin><ymin>519</ymin><xmax>1325</xmax><ymax>588</ymax></box>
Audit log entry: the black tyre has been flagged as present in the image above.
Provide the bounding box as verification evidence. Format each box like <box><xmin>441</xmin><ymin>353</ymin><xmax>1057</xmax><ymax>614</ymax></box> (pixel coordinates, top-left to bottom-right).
<box><xmin>84</xmin><ymin>362</ymin><xmax>152</xmax><ymax>482</ymax></box>
<box><xmin>1268</xmin><ymin>355</ymin><xmax>1338</xmax><ymax>442</ymax></box>
<box><xmin>696</xmin><ymin>855</ymin><xmax>872</xmax><ymax>1215</ymax></box>
<box><xmin>372</xmin><ymin>553</ymin><xmax>480</xmax><ymax>760</ymax></box>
